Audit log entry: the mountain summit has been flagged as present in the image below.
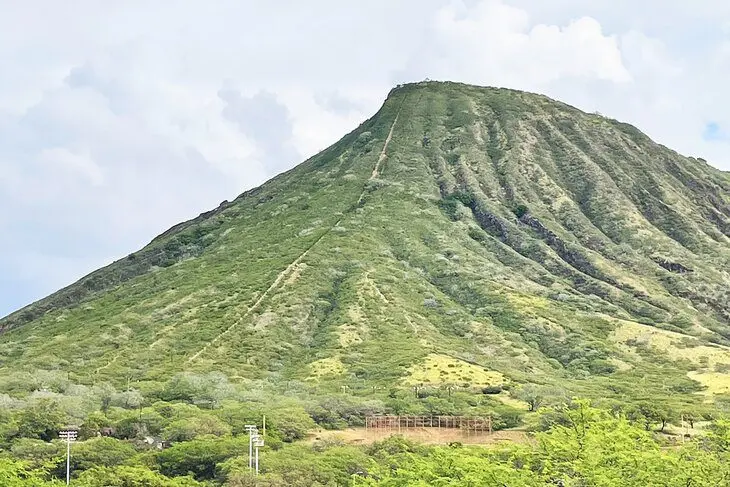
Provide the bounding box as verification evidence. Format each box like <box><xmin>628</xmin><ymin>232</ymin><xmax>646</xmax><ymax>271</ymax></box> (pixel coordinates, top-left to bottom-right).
<box><xmin>2</xmin><ymin>81</ymin><xmax>730</xmax><ymax>409</ymax></box>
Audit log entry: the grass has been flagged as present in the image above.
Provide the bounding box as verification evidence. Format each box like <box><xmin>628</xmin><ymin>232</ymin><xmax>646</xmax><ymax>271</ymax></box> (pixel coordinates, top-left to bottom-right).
<box><xmin>611</xmin><ymin>320</ymin><xmax>730</xmax><ymax>368</ymax></box>
<box><xmin>687</xmin><ymin>371</ymin><xmax>730</xmax><ymax>396</ymax></box>
<box><xmin>307</xmin><ymin>357</ymin><xmax>347</xmax><ymax>379</ymax></box>
<box><xmin>402</xmin><ymin>354</ymin><xmax>506</xmax><ymax>387</ymax></box>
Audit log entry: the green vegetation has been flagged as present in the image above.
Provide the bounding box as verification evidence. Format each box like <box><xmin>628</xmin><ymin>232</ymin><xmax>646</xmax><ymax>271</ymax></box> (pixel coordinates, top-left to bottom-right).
<box><xmin>2</xmin><ymin>400</ymin><xmax>730</xmax><ymax>485</ymax></box>
<box><xmin>0</xmin><ymin>80</ymin><xmax>729</xmax><ymax>483</ymax></box>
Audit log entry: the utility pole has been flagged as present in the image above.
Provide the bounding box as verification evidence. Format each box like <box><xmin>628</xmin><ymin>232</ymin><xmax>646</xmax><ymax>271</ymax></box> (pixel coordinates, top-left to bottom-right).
<box><xmin>244</xmin><ymin>425</ymin><xmax>257</xmax><ymax>471</ymax></box>
<box><xmin>253</xmin><ymin>434</ymin><xmax>264</xmax><ymax>475</ymax></box>
<box><xmin>244</xmin><ymin>422</ymin><xmax>265</xmax><ymax>475</ymax></box>
<box><xmin>59</xmin><ymin>430</ymin><xmax>77</xmax><ymax>486</ymax></box>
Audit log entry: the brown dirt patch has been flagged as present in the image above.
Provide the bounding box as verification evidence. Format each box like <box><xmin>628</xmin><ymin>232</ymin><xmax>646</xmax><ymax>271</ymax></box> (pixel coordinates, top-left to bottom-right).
<box><xmin>306</xmin><ymin>427</ymin><xmax>530</xmax><ymax>446</ymax></box>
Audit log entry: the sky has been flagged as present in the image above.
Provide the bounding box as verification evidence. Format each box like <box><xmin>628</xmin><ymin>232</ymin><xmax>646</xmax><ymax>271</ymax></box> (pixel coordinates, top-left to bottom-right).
<box><xmin>2</xmin><ymin>0</ymin><xmax>730</xmax><ymax>317</ymax></box>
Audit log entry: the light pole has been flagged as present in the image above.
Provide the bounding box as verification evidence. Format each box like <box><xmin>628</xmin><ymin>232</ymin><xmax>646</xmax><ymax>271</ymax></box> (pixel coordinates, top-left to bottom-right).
<box><xmin>253</xmin><ymin>435</ymin><xmax>264</xmax><ymax>475</ymax></box>
<box><xmin>244</xmin><ymin>425</ymin><xmax>258</xmax><ymax>471</ymax></box>
<box><xmin>244</xmin><ymin>424</ymin><xmax>265</xmax><ymax>475</ymax></box>
<box><xmin>58</xmin><ymin>430</ymin><xmax>77</xmax><ymax>485</ymax></box>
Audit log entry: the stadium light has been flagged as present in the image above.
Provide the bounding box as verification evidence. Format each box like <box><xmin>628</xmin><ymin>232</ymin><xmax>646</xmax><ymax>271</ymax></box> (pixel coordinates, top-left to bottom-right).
<box><xmin>58</xmin><ymin>430</ymin><xmax>78</xmax><ymax>485</ymax></box>
<box><xmin>244</xmin><ymin>425</ymin><xmax>258</xmax><ymax>471</ymax></box>
<box><xmin>254</xmin><ymin>435</ymin><xmax>265</xmax><ymax>475</ymax></box>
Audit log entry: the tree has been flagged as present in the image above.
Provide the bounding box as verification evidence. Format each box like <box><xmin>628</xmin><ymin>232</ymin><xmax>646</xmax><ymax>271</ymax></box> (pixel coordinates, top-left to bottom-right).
<box><xmin>514</xmin><ymin>385</ymin><xmax>546</xmax><ymax>412</ymax></box>
<box><xmin>111</xmin><ymin>408</ymin><xmax>165</xmax><ymax>440</ymax></box>
<box><xmin>162</xmin><ymin>415</ymin><xmax>231</xmax><ymax>442</ymax></box>
<box><xmin>110</xmin><ymin>390</ymin><xmax>144</xmax><ymax>410</ymax></box>
<box><xmin>212</xmin><ymin>401</ymin><xmax>262</xmax><ymax>436</ymax></box>
<box><xmin>65</xmin><ymin>437</ymin><xmax>137</xmax><ymax>474</ymax></box>
<box><xmin>10</xmin><ymin>438</ymin><xmax>62</xmax><ymax>469</ymax></box>
<box><xmin>159</xmin><ymin>372</ymin><xmax>233</xmax><ymax>408</ymax></box>
<box><xmin>681</xmin><ymin>410</ymin><xmax>697</xmax><ymax>429</ymax></box>
<box><xmin>156</xmin><ymin>437</ymin><xmax>247</xmax><ymax>480</ymax></box>
<box><xmin>90</xmin><ymin>383</ymin><xmax>116</xmax><ymax>413</ymax></box>
<box><xmin>221</xmin><ymin>443</ymin><xmax>371</xmax><ymax>487</ymax></box>
<box><xmin>422</xmin><ymin>397</ymin><xmax>456</xmax><ymax>416</ymax></box>
<box><xmin>635</xmin><ymin>402</ymin><xmax>676</xmax><ymax>432</ymax></box>
<box><xmin>76</xmin><ymin>466</ymin><xmax>200</xmax><ymax>487</ymax></box>
<box><xmin>0</xmin><ymin>405</ymin><xmax>17</xmax><ymax>445</ymax></box>
<box><xmin>14</xmin><ymin>400</ymin><xmax>67</xmax><ymax>442</ymax></box>
<box><xmin>0</xmin><ymin>458</ymin><xmax>60</xmax><ymax>486</ymax></box>
<box><xmin>78</xmin><ymin>411</ymin><xmax>111</xmax><ymax>440</ymax></box>
<box><xmin>705</xmin><ymin>419</ymin><xmax>730</xmax><ymax>452</ymax></box>
<box><xmin>267</xmin><ymin>407</ymin><xmax>316</xmax><ymax>442</ymax></box>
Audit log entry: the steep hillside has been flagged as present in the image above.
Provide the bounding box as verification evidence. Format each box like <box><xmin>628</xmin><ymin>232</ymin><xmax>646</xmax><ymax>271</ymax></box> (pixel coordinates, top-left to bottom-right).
<box><xmin>2</xmin><ymin>81</ymin><xmax>730</xmax><ymax>412</ymax></box>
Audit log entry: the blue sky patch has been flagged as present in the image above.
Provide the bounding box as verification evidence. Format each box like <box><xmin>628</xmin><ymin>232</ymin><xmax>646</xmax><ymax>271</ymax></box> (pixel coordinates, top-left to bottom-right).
<box><xmin>703</xmin><ymin>122</ymin><xmax>725</xmax><ymax>141</ymax></box>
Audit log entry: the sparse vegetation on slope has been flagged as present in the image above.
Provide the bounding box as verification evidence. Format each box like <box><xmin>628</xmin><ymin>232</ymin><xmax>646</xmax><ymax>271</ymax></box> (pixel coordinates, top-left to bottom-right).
<box><xmin>0</xmin><ymin>81</ymin><xmax>729</xmax><ymax>484</ymax></box>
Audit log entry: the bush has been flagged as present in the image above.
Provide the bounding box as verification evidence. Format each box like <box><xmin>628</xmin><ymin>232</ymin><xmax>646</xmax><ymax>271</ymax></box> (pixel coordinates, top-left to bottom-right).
<box><xmin>64</xmin><ymin>437</ymin><xmax>137</xmax><ymax>474</ymax></box>
<box><xmin>513</xmin><ymin>204</ymin><xmax>529</xmax><ymax>218</ymax></box>
<box><xmin>162</xmin><ymin>415</ymin><xmax>231</xmax><ymax>442</ymax></box>
<box><xmin>10</xmin><ymin>438</ymin><xmax>62</xmax><ymax>468</ymax></box>
<box><xmin>221</xmin><ymin>444</ymin><xmax>371</xmax><ymax>487</ymax></box>
<box><xmin>491</xmin><ymin>410</ymin><xmax>521</xmax><ymax>430</ymax></box>
<box><xmin>157</xmin><ymin>373</ymin><xmax>233</xmax><ymax>408</ymax></box>
<box><xmin>267</xmin><ymin>407</ymin><xmax>316</xmax><ymax>442</ymax></box>
<box><xmin>14</xmin><ymin>400</ymin><xmax>67</xmax><ymax>442</ymax></box>
<box><xmin>212</xmin><ymin>402</ymin><xmax>263</xmax><ymax>436</ymax></box>
<box><xmin>0</xmin><ymin>458</ymin><xmax>57</xmax><ymax>487</ymax></box>
<box><xmin>77</xmin><ymin>466</ymin><xmax>200</xmax><ymax>486</ymax></box>
<box><xmin>481</xmin><ymin>385</ymin><xmax>503</xmax><ymax>395</ymax></box>
<box><xmin>306</xmin><ymin>397</ymin><xmax>385</xmax><ymax>430</ymax></box>
<box><xmin>156</xmin><ymin>437</ymin><xmax>248</xmax><ymax>480</ymax></box>
<box><xmin>111</xmin><ymin>409</ymin><xmax>165</xmax><ymax>440</ymax></box>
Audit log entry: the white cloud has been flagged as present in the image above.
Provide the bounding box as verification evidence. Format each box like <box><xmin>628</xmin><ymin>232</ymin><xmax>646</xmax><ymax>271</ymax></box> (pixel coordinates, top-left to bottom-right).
<box><xmin>38</xmin><ymin>148</ymin><xmax>104</xmax><ymax>186</ymax></box>
<box><xmin>405</xmin><ymin>0</ymin><xmax>631</xmax><ymax>89</ymax></box>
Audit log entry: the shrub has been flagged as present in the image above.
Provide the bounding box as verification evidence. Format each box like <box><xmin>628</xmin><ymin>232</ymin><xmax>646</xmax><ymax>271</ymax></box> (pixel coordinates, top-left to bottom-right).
<box><xmin>77</xmin><ymin>466</ymin><xmax>200</xmax><ymax>486</ymax></box>
<box><xmin>481</xmin><ymin>385</ymin><xmax>503</xmax><ymax>395</ymax></box>
<box><xmin>64</xmin><ymin>437</ymin><xmax>137</xmax><ymax>474</ymax></box>
<box><xmin>156</xmin><ymin>437</ymin><xmax>247</xmax><ymax>480</ymax></box>
<box><xmin>162</xmin><ymin>415</ymin><xmax>231</xmax><ymax>442</ymax></box>
<box><xmin>513</xmin><ymin>204</ymin><xmax>529</xmax><ymax>218</ymax></box>
<box><xmin>14</xmin><ymin>400</ymin><xmax>67</xmax><ymax>442</ymax></box>
<box><xmin>266</xmin><ymin>407</ymin><xmax>316</xmax><ymax>442</ymax></box>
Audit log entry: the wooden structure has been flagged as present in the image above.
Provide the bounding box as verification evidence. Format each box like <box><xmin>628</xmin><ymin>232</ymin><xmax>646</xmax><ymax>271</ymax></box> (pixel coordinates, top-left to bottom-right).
<box><xmin>365</xmin><ymin>415</ymin><xmax>492</xmax><ymax>435</ymax></box>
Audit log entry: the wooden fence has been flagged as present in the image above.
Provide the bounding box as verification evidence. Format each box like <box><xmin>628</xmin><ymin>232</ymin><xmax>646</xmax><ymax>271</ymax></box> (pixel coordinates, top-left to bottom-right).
<box><xmin>365</xmin><ymin>415</ymin><xmax>492</xmax><ymax>435</ymax></box>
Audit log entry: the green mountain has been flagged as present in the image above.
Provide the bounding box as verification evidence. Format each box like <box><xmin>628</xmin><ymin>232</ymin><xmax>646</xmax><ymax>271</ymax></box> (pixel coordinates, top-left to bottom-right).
<box><xmin>2</xmin><ymin>80</ymin><xmax>730</xmax><ymax>412</ymax></box>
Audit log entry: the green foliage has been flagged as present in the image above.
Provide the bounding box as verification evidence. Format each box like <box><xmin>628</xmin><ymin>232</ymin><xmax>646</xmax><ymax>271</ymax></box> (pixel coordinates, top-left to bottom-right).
<box><xmin>66</xmin><ymin>437</ymin><xmax>138</xmax><ymax>474</ymax></box>
<box><xmin>162</xmin><ymin>414</ymin><xmax>232</xmax><ymax>442</ymax></box>
<box><xmin>514</xmin><ymin>384</ymin><xmax>562</xmax><ymax>412</ymax></box>
<box><xmin>629</xmin><ymin>401</ymin><xmax>677</xmax><ymax>432</ymax></box>
<box><xmin>0</xmin><ymin>458</ymin><xmax>61</xmax><ymax>486</ymax></box>
<box><xmin>265</xmin><ymin>407</ymin><xmax>316</xmax><ymax>442</ymax></box>
<box><xmin>211</xmin><ymin>402</ymin><xmax>263</xmax><ymax>436</ymax></box>
<box><xmin>156</xmin><ymin>436</ymin><xmax>247</xmax><ymax>480</ymax></box>
<box><xmin>355</xmin><ymin>401</ymin><xmax>730</xmax><ymax>486</ymax></box>
<box><xmin>306</xmin><ymin>396</ymin><xmax>385</xmax><ymax>430</ymax></box>
<box><xmin>10</xmin><ymin>438</ymin><xmax>63</xmax><ymax>468</ymax></box>
<box><xmin>4</xmin><ymin>399</ymin><xmax>730</xmax><ymax>486</ymax></box>
<box><xmin>76</xmin><ymin>466</ymin><xmax>200</xmax><ymax>487</ymax></box>
<box><xmin>513</xmin><ymin>204</ymin><xmax>529</xmax><ymax>218</ymax></box>
<box><xmin>14</xmin><ymin>400</ymin><xmax>67</xmax><ymax>442</ymax></box>
<box><xmin>157</xmin><ymin>373</ymin><xmax>233</xmax><ymax>408</ymax></box>
<box><xmin>220</xmin><ymin>442</ymin><xmax>372</xmax><ymax>487</ymax></box>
